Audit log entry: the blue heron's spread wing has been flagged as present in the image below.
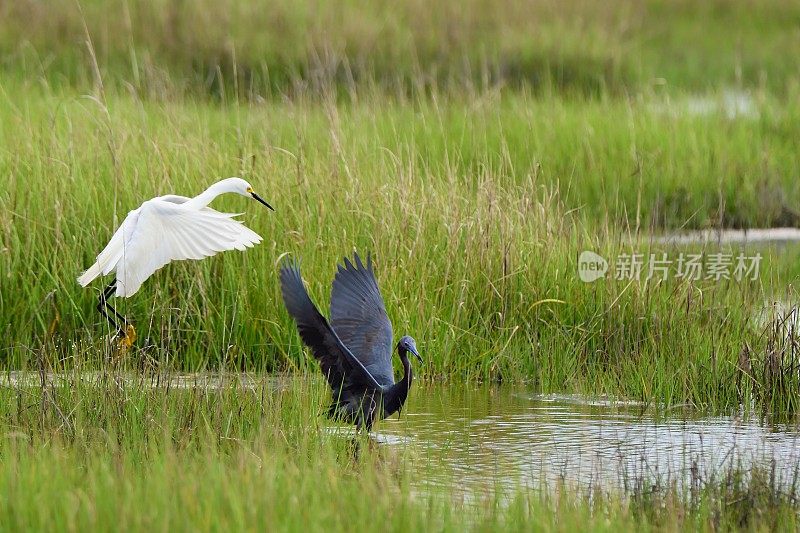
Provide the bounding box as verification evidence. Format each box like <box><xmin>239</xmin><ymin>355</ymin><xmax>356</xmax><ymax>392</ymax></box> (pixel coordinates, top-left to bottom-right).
<box><xmin>329</xmin><ymin>253</ymin><xmax>395</xmax><ymax>387</ymax></box>
<box><xmin>279</xmin><ymin>261</ymin><xmax>382</xmax><ymax>392</ymax></box>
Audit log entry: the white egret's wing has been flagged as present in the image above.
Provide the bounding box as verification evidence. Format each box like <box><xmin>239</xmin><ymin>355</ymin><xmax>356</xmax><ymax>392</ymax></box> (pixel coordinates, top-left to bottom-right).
<box><xmin>156</xmin><ymin>195</ymin><xmax>191</xmax><ymax>204</ymax></box>
<box><xmin>76</xmin><ymin>195</ymin><xmax>245</xmax><ymax>290</ymax></box>
<box><xmin>114</xmin><ymin>199</ymin><xmax>262</xmax><ymax>297</ymax></box>
<box><xmin>77</xmin><ymin>208</ymin><xmax>142</xmax><ymax>287</ymax></box>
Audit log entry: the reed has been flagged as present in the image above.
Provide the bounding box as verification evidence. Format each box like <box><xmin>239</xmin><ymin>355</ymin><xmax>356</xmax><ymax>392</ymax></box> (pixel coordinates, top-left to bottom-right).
<box><xmin>3</xmin><ymin>0</ymin><xmax>799</xmax><ymax>97</ymax></box>
<box><xmin>2</xmin><ymin>82</ymin><xmax>800</xmax><ymax>412</ymax></box>
<box><xmin>0</xmin><ymin>372</ymin><xmax>795</xmax><ymax>531</ymax></box>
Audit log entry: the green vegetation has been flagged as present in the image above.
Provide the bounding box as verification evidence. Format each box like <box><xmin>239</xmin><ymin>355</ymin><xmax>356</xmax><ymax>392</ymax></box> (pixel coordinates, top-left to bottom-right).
<box><xmin>0</xmin><ymin>374</ymin><xmax>796</xmax><ymax>531</ymax></box>
<box><xmin>2</xmin><ymin>84</ymin><xmax>799</xmax><ymax>413</ymax></box>
<box><xmin>2</xmin><ymin>0</ymin><xmax>800</xmax><ymax>529</ymax></box>
<box><xmin>4</xmin><ymin>0</ymin><xmax>800</xmax><ymax>95</ymax></box>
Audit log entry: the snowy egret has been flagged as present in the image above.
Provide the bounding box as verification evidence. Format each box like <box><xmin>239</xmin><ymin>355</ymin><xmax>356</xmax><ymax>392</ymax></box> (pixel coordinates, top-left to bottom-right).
<box><xmin>78</xmin><ymin>177</ymin><xmax>273</xmax><ymax>346</ymax></box>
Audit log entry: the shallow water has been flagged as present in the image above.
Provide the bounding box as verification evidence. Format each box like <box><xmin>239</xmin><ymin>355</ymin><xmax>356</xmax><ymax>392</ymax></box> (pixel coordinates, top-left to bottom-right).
<box><xmin>374</xmin><ymin>386</ymin><xmax>800</xmax><ymax>494</ymax></box>
<box><xmin>4</xmin><ymin>372</ymin><xmax>798</xmax><ymax>495</ymax></box>
<box><xmin>649</xmin><ymin>227</ymin><xmax>800</xmax><ymax>246</ymax></box>
<box><xmin>652</xmin><ymin>90</ymin><xmax>759</xmax><ymax>120</ymax></box>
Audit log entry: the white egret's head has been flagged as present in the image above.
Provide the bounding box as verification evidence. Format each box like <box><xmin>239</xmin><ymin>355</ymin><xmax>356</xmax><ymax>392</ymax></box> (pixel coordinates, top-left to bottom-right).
<box><xmin>223</xmin><ymin>177</ymin><xmax>274</xmax><ymax>211</ymax></box>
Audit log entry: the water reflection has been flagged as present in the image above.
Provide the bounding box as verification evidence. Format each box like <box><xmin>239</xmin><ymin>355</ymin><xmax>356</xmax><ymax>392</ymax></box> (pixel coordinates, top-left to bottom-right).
<box><xmin>4</xmin><ymin>372</ymin><xmax>798</xmax><ymax>494</ymax></box>
<box><xmin>376</xmin><ymin>386</ymin><xmax>800</xmax><ymax>493</ymax></box>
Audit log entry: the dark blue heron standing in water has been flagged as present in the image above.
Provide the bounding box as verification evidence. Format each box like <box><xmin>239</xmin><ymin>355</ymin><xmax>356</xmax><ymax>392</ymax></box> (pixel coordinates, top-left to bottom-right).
<box><xmin>280</xmin><ymin>253</ymin><xmax>422</xmax><ymax>432</ymax></box>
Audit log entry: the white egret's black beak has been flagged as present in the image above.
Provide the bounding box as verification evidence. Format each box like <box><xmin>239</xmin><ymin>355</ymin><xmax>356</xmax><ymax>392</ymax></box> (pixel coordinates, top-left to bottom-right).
<box><xmin>409</xmin><ymin>345</ymin><xmax>423</xmax><ymax>363</ymax></box>
<box><xmin>251</xmin><ymin>192</ymin><xmax>274</xmax><ymax>211</ymax></box>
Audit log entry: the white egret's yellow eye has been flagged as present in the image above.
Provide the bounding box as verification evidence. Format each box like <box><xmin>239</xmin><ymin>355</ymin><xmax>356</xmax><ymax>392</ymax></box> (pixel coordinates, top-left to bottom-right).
<box><xmin>246</xmin><ymin>187</ymin><xmax>253</xmax><ymax>194</ymax></box>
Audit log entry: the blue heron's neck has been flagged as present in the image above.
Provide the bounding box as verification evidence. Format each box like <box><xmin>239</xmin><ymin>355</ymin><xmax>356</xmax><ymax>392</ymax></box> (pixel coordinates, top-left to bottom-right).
<box><xmin>399</xmin><ymin>350</ymin><xmax>413</xmax><ymax>390</ymax></box>
<box><xmin>385</xmin><ymin>349</ymin><xmax>413</xmax><ymax>416</ymax></box>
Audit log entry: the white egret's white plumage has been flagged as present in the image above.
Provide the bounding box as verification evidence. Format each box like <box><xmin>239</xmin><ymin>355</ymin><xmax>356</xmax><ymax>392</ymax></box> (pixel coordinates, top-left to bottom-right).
<box><xmin>79</xmin><ymin>176</ymin><xmax>273</xmax><ymax>303</ymax></box>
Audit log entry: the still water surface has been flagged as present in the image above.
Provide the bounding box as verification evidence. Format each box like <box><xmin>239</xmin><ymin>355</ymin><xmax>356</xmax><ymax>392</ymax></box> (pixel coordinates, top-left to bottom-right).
<box><xmin>4</xmin><ymin>373</ymin><xmax>798</xmax><ymax>494</ymax></box>
<box><xmin>374</xmin><ymin>386</ymin><xmax>800</xmax><ymax>494</ymax></box>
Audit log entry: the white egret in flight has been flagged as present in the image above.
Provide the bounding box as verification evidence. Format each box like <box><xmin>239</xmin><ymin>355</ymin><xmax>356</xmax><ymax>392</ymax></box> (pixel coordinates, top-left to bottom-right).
<box><xmin>78</xmin><ymin>177</ymin><xmax>273</xmax><ymax>346</ymax></box>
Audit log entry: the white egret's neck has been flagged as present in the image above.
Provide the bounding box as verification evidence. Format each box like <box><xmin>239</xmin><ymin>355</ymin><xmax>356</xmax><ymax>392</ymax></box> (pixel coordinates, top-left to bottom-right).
<box><xmin>183</xmin><ymin>179</ymin><xmax>241</xmax><ymax>210</ymax></box>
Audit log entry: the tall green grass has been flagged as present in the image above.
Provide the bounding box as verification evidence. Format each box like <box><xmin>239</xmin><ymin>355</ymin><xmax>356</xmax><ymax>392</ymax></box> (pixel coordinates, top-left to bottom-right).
<box><xmin>2</xmin><ymin>0</ymin><xmax>800</xmax><ymax>411</ymax></box>
<box><xmin>4</xmin><ymin>1</ymin><xmax>800</xmax><ymax>527</ymax></box>
<box><xmin>3</xmin><ymin>0</ymin><xmax>800</xmax><ymax>97</ymax></box>
<box><xmin>2</xmin><ymin>83</ymin><xmax>799</xmax><ymax>411</ymax></box>
<box><xmin>0</xmin><ymin>373</ymin><xmax>795</xmax><ymax>531</ymax></box>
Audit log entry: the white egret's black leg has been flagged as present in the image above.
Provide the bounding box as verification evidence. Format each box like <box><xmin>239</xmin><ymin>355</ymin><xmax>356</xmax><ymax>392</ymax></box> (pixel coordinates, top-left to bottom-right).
<box><xmin>97</xmin><ymin>281</ymin><xmax>126</xmax><ymax>336</ymax></box>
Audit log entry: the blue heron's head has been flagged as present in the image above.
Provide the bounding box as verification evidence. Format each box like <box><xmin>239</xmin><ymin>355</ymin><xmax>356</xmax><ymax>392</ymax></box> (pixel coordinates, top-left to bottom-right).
<box><xmin>397</xmin><ymin>335</ymin><xmax>422</xmax><ymax>363</ymax></box>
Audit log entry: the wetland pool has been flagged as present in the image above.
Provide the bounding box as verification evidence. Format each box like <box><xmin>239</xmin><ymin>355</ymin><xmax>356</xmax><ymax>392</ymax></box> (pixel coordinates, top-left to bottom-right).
<box><xmin>374</xmin><ymin>385</ymin><xmax>800</xmax><ymax>496</ymax></box>
<box><xmin>3</xmin><ymin>372</ymin><xmax>798</xmax><ymax>496</ymax></box>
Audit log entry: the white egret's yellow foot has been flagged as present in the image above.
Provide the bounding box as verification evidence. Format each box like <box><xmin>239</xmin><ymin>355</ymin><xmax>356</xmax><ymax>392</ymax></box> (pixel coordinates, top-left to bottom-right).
<box><xmin>114</xmin><ymin>324</ymin><xmax>137</xmax><ymax>354</ymax></box>
<box><xmin>124</xmin><ymin>324</ymin><xmax>137</xmax><ymax>345</ymax></box>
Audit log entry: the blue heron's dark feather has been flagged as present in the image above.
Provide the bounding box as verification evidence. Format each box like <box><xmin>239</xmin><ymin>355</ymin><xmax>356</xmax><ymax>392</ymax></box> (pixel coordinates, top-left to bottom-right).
<box><xmin>280</xmin><ymin>254</ymin><xmax>417</xmax><ymax>431</ymax></box>
<box><xmin>279</xmin><ymin>261</ymin><xmax>381</xmax><ymax>393</ymax></box>
<box><xmin>330</xmin><ymin>252</ymin><xmax>395</xmax><ymax>387</ymax></box>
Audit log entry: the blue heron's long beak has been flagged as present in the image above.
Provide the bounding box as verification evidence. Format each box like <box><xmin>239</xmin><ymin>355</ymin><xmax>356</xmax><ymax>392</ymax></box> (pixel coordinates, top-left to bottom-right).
<box><xmin>251</xmin><ymin>192</ymin><xmax>274</xmax><ymax>211</ymax></box>
<box><xmin>409</xmin><ymin>345</ymin><xmax>423</xmax><ymax>363</ymax></box>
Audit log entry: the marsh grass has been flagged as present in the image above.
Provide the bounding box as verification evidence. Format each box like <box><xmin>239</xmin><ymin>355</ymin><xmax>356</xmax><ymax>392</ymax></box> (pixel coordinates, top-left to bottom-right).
<box><xmin>0</xmin><ymin>371</ymin><xmax>795</xmax><ymax>531</ymax></box>
<box><xmin>4</xmin><ymin>0</ymin><xmax>800</xmax><ymax>98</ymax></box>
<box><xmin>4</xmin><ymin>0</ymin><xmax>800</xmax><ymax>528</ymax></box>
<box><xmin>2</xmin><ymin>82</ymin><xmax>800</xmax><ymax>412</ymax></box>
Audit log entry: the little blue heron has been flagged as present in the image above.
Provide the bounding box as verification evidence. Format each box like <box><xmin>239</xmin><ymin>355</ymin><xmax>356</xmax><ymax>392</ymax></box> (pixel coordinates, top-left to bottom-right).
<box><xmin>280</xmin><ymin>253</ymin><xmax>422</xmax><ymax>432</ymax></box>
<box><xmin>78</xmin><ymin>177</ymin><xmax>273</xmax><ymax>347</ymax></box>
